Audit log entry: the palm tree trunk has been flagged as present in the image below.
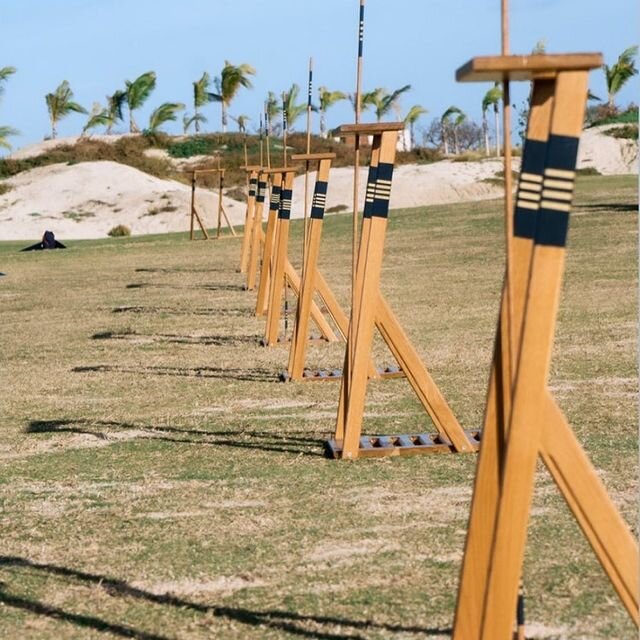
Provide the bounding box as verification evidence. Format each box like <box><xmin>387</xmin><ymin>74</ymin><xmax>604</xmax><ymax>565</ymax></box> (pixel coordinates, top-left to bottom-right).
<box><xmin>453</xmin><ymin>128</ymin><xmax>460</xmax><ymax>155</ymax></box>
<box><xmin>50</xmin><ymin>115</ymin><xmax>57</xmax><ymax>140</ymax></box>
<box><xmin>410</xmin><ymin>122</ymin><xmax>415</xmax><ymax>150</ymax></box>
<box><xmin>222</xmin><ymin>101</ymin><xmax>228</xmax><ymax>133</ymax></box>
<box><xmin>443</xmin><ymin>126</ymin><xmax>449</xmax><ymax>155</ymax></box>
<box><xmin>195</xmin><ymin>104</ymin><xmax>200</xmax><ymax>134</ymax></box>
<box><xmin>483</xmin><ymin>114</ymin><xmax>489</xmax><ymax>156</ymax></box>
<box><xmin>129</xmin><ymin>109</ymin><xmax>138</xmax><ymax>134</ymax></box>
<box><xmin>494</xmin><ymin>105</ymin><xmax>500</xmax><ymax>157</ymax></box>
<box><xmin>320</xmin><ymin>110</ymin><xmax>326</xmax><ymax>138</ymax></box>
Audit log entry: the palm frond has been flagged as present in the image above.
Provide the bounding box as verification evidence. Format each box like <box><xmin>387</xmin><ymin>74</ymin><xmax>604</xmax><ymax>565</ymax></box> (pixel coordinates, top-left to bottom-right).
<box><xmin>148</xmin><ymin>102</ymin><xmax>185</xmax><ymax>132</ymax></box>
<box><xmin>82</xmin><ymin>103</ymin><xmax>111</xmax><ymax>134</ymax></box>
<box><xmin>0</xmin><ymin>124</ymin><xmax>19</xmax><ymax>150</ymax></box>
<box><xmin>404</xmin><ymin>104</ymin><xmax>427</xmax><ymax>125</ymax></box>
<box><xmin>125</xmin><ymin>71</ymin><xmax>157</xmax><ymax>110</ymax></box>
<box><xmin>482</xmin><ymin>85</ymin><xmax>502</xmax><ymax>113</ymax></box>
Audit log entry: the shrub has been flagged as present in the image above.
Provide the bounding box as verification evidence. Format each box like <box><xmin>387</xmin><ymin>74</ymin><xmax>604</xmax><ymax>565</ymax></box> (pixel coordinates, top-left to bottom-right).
<box><xmin>603</xmin><ymin>124</ymin><xmax>638</xmax><ymax>141</ymax></box>
<box><xmin>108</xmin><ymin>224</ymin><xmax>131</xmax><ymax>237</ymax></box>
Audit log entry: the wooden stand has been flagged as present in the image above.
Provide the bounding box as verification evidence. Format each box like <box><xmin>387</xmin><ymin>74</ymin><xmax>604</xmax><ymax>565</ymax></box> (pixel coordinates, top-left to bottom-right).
<box><xmin>261</xmin><ymin>169</ymin><xmax>339</xmax><ymax>347</ymax></box>
<box><xmin>326</xmin><ymin>122</ymin><xmax>478</xmax><ymax>460</ymax></box>
<box><xmin>188</xmin><ymin>168</ymin><xmax>238</xmax><ymax>240</ymax></box>
<box><xmin>188</xmin><ymin>171</ymin><xmax>210</xmax><ymax>240</ymax></box>
<box><xmin>238</xmin><ymin>166</ymin><xmax>261</xmax><ymax>273</ymax></box>
<box><xmin>452</xmin><ymin>54</ymin><xmax>638</xmax><ymax>638</ymax></box>
<box><xmin>246</xmin><ymin>173</ymin><xmax>268</xmax><ymax>291</ymax></box>
<box><xmin>284</xmin><ymin>152</ymin><xmax>399</xmax><ymax>384</ymax></box>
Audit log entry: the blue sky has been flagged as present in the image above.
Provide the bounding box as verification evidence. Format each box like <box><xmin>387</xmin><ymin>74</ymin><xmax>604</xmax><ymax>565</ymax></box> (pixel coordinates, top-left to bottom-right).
<box><xmin>1</xmin><ymin>0</ymin><xmax>638</xmax><ymax>151</ymax></box>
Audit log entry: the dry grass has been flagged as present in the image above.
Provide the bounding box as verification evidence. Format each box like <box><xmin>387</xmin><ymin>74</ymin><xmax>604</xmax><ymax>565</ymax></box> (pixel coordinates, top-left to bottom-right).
<box><xmin>0</xmin><ymin>174</ymin><xmax>636</xmax><ymax>639</ymax></box>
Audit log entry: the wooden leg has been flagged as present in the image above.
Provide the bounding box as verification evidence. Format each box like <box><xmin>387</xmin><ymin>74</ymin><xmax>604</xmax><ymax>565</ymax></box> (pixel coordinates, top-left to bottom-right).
<box><xmin>480</xmin><ymin>70</ymin><xmax>590</xmax><ymax>639</ymax></box>
<box><xmin>247</xmin><ymin>178</ymin><xmax>266</xmax><ymax>290</ymax></box>
<box><xmin>256</xmin><ymin>176</ymin><xmax>282</xmax><ymax>315</ymax></box>
<box><xmin>239</xmin><ymin>175</ymin><xmax>257</xmax><ymax>273</ymax></box>
<box><xmin>453</xmin><ymin>77</ymin><xmax>556</xmax><ymax>639</ymax></box>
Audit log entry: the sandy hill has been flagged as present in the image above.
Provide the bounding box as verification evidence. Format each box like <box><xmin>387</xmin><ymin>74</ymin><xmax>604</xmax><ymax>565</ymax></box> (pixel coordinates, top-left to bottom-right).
<box><xmin>0</xmin><ymin>125</ymin><xmax>635</xmax><ymax>241</ymax></box>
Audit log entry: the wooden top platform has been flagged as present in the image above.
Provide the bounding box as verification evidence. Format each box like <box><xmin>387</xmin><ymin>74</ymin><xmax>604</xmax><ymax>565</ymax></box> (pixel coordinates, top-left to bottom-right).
<box><xmin>260</xmin><ymin>166</ymin><xmax>298</xmax><ymax>175</ymax></box>
<box><xmin>457</xmin><ymin>53</ymin><xmax>603</xmax><ymax>82</ymax></box>
<box><xmin>291</xmin><ymin>152</ymin><xmax>336</xmax><ymax>161</ymax></box>
<box><xmin>241</xmin><ymin>164</ymin><xmax>262</xmax><ymax>171</ymax></box>
<box><xmin>339</xmin><ymin>122</ymin><xmax>405</xmax><ymax>135</ymax></box>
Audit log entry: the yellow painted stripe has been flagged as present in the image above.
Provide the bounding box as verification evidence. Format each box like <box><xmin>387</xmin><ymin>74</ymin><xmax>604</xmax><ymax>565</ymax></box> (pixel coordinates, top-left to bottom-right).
<box><xmin>519</xmin><ymin>191</ymin><xmax>541</xmax><ymax>202</ymax></box>
<box><xmin>541</xmin><ymin>200</ymin><xmax>571</xmax><ymax>212</ymax></box>
<box><xmin>520</xmin><ymin>172</ymin><xmax>543</xmax><ymax>183</ymax></box>
<box><xmin>545</xmin><ymin>168</ymin><xmax>575</xmax><ymax>179</ymax></box>
<box><xmin>519</xmin><ymin>182</ymin><xmax>543</xmax><ymax>193</ymax></box>
<box><xmin>542</xmin><ymin>189</ymin><xmax>573</xmax><ymax>201</ymax></box>
<box><xmin>543</xmin><ymin>178</ymin><xmax>574</xmax><ymax>190</ymax></box>
<box><xmin>517</xmin><ymin>200</ymin><xmax>540</xmax><ymax>210</ymax></box>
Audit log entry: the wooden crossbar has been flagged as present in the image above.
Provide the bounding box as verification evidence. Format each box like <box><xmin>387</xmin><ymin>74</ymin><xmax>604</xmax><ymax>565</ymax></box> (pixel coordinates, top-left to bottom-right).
<box><xmin>453</xmin><ymin>54</ymin><xmax>638</xmax><ymax>638</ymax></box>
<box><xmin>328</xmin><ymin>123</ymin><xmax>475</xmax><ymax>459</ymax></box>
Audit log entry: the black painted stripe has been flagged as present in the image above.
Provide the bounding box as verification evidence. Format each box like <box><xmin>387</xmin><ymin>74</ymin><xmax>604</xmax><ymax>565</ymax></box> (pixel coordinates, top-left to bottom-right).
<box><xmin>546</xmin><ymin>134</ymin><xmax>580</xmax><ymax>172</ymax></box>
<box><xmin>256</xmin><ymin>181</ymin><xmax>267</xmax><ymax>203</ymax></box>
<box><xmin>269</xmin><ymin>185</ymin><xmax>282</xmax><ymax>210</ymax></box>
<box><xmin>371</xmin><ymin>162</ymin><xmax>394</xmax><ymax>218</ymax></box>
<box><xmin>310</xmin><ymin>181</ymin><xmax>328</xmax><ymax>219</ymax></box>
<box><xmin>520</xmin><ymin>138</ymin><xmax>547</xmax><ymax>175</ymax></box>
<box><xmin>278</xmin><ymin>189</ymin><xmax>293</xmax><ymax>219</ymax></box>
<box><xmin>362</xmin><ymin>163</ymin><xmax>378</xmax><ymax>219</ymax></box>
<box><xmin>514</xmin><ymin>207</ymin><xmax>537</xmax><ymax>239</ymax></box>
<box><xmin>358</xmin><ymin>5</ymin><xmax>364</xmax><ymax>57</ymax></box>
<box><xmin>535</xmin><ymin>209</ymin><xmax>570</xmax><ymax>247</ymax></box>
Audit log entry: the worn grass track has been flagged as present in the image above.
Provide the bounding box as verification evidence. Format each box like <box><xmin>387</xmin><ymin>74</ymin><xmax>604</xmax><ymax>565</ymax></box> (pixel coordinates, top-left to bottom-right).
<box><xmin>0</xmin><ymin>175</ymin><xmax>636</xmax><ymax>639</ymax></box>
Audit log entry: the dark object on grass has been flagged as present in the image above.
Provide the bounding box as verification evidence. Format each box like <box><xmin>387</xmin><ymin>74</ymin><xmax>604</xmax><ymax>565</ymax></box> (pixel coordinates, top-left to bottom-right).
<box><xmin>21</xmin><ymin>230</ymin><xmax>66</xmax><ymax>252</ymax></box>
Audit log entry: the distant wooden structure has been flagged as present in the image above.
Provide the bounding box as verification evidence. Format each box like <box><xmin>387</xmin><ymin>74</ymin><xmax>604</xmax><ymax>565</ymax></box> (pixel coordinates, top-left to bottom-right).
<box><xmin>238</xmin><ymin>165</ymin><xmax>261</xmax><ymax>273</ymax></box>
<box><xmin>187</xmin><ymin>168</ymin><xmax>238</xmax><ymax>241</ymax></box>
<box><xmin>325</xmin><ymin>122</ymin><xmax>478</xmax><ymax>459</ymax></box>
<box><xmin>452</xmin><ymin>53</ymin><xmax>639</xmax><ymax>639</ymax></box>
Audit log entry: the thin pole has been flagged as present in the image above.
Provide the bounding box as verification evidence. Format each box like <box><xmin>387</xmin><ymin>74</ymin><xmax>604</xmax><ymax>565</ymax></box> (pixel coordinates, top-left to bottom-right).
<box><xmin>303</xmin><ymin>57</ymin><xmax>313</xmax><ymax>253</ymax></box>
<box><xmin>502</xmin><ymin>0</ymin><xmax>514</xmax><ymax>374</ymax></box>
<box><xmin>282</xmin><ymin>92</ymin><xmax>288</xmax><ymax>168</ymax></box>
<box><xmin>265</xmin><ymin>101</ymin><xmax>272</xmax><ymax>169</ymax></box>
<box><xmin>243</xmin><ymin>137</ymin><xmax>248</xmax><ymax>168</ymax></box>
<box><xmin>259</xmin><ymin>112</ymin><xmax>264</xmax><ymax>168</ymax></box>
<box><xmin>350</xmin><ymin>0</ymin><xmax>365</xmax><ymax>364</ymax></box>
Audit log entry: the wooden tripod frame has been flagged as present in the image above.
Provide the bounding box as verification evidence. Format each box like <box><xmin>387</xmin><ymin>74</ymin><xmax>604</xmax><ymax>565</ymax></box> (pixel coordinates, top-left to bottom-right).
<box><xmin>261</xmin><ymin>169</ymin><xmax>339</xmax><ymax>347</ymax></box>
<box><xmin>238</xmin><ymin>166</ymin><xmax>261</xmax><ymax>274</ymax></box>
<box><xmin>452</xmin><ymin>54</ymin><xmax>638</xmax><ymax>638</ymax></box>
<box><xmin>255</xmin><ymin>168</ymin><xmax>286</xmax><ymax>317</ymax></box>
<box><xmin>188</xmin><ymin>168</ymin><xmax>238</xmax><ymax>240</ymax></box>
<box><xmin>245</xmin><ymin>172</ymin><xmax>268</xmax><ymax>291</ymax></box>
<box><xmin>326</xmin><ymin>122</ymin><xmax>478</xmax><ymax>460</ymax></box>
<box><xmin>188</xmin><ymin>171</ymin><xmax>210</xmax><ymax>240</ymax></box>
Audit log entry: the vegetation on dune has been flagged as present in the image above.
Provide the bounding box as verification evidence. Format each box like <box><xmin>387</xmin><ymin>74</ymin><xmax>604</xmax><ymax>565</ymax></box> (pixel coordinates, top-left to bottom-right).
<box><xmin>481</xmin><ymin>84</ymin><xmax>501</xmax><ymax>157</ymax></box>
<box><xmin>603</xmin><ymin>45</ymin><xmax>638</xmax><ymax>109</ymax></box>
<box><xmin>281</xmin><ymin>84</ymin><xmax>306</xmax><ymax>132</ymax></box>
<box><xmin>189</xmin><ymin>71</ymin><xmax>216</xmax><ymax>134</ymax></box>
<box><xmin>45</xmin><ymin>80</ymin><xmax>87</xmax><ymax>140</ymax></box>
<box><xmin>440</xmin><ymin>105</ymin><xmax>466</xmax><ymax>155</ymax></box>
<box><xmin>147</xmin><ymin>102</ymin><xmax>185</xmax><ymax>133</ymax></box>
<box><xmin>403</xmin><ymin>104</ymin><xmax>428</xmax><ymax>150</ymax></box>
<box><xmin>317</xmin><ymin>87</ymin><xmax>347</xmax><ymax>138</ymax></box>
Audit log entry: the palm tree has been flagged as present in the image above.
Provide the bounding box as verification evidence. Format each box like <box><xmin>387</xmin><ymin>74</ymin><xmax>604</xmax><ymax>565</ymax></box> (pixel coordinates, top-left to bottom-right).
<box><xmin>368</xmin><ymin>85</ymin><xmax>412</xmax><ymax>122</ymax></box>
<box><xmin>193</xmin><ymin>72</ymin><xmax>216</xmax><ymax>133</ymax></box>
<box><xmin>124</xmin><ymin>71</ymin><xmax>156</xmax><ymax>133</ymax></box>
<box><xmin>148</xmin><ymin>102</ymin><xmax>185</xmax><ymax>133</ymax></box>
<box><xmin>481</xmin><ymin>84</ymin><xmax>502</xmax><ymax>156</ymax></box>
<box><xmin>231</xmin><ymin>114</ymin><xmax>250</xmax><ymax>134</ymax></box>
<box><xmin>348</xmin><ymin>89</ymin><xmax>378</xmax><ymax>115</ymax></box>
<box><xmin>105</xmin><ymin>90</ymin><xmax>126</xmax><ymax>134</ymax></box>
<box><xmin>318</xmin><ymin>86</ymin><xmax>347</xmax><ymax>138</ymax></box>
<box><xmin>403</xmin><ymin>105</ymin><xmax>427</xmax><ymax>150</ymax></box>
<box><xmin>603</xmin><ymin>46</ymin><xmax>638</xmax><ymax>109</ymax></box>
<box><xmin>282</xmin><ymin>84</ymin><xmax>306</xmax><ymax>132</ymax></box>
<box><xmin>82</xmin><ymin>102</ymin><xmax>111</xmax><ymax>136</ymax></box>
<box><xmin>183</xmin><ymin>112</ymin><xmax>206</xmax><ymax>134</ymax></box>
<box><xmin>0</xmin><ymin>125</ymin><xmax>19</xmax><ymax>150</ymax></box>
<box><xmin>441</xmin><ymin>106</ymin><xmax>465</xmax><ymax>155</ymax></box>
<box><xmin>212</xmin><ymin>61</ymin><xmax>256</xmax><ymax>132</ymax></box>
<box><xmin>265</xmin><ymin>92</ymin><xmax>281</xmax><ymax>134</ymax></box>
<box><xmin>0</xmin><ymin>66</ymin><xmax>17</xmax><ymax>100</ymax></box>
<box><xmin>45</xmin><ymin>80</ymin><xmax>87</xmax><ymax>139</ymax></box>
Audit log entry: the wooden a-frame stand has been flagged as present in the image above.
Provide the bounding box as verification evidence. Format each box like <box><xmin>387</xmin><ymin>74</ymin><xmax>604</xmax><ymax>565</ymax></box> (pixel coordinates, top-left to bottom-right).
<box><xmin>245</xmin><ymin>173</ymin><xmax>268</xmax><ymax>291</ymax></box>
<box><xmin>326</xmin><ymin>122</ymin><xmax>478</xmax><ymax>459</ymax></box>
<box><xmin>452</xmin><ymin>54</ymin><xmax>639</xmax><ymax>638</ymax></box>
<box><xmin>188</xmin><ymin>168</ymin><xmax>238</xmax><ymax>240</ymax></box>
<box><xmin>261</xmin><ymin>168</ymin><xmax>339</xmax><ymax>347</ymax></box>
<box><xmin>284</xmin><ymin>152</ymin><xmax>401</xmax><ymax>383</ymax></box>
<box><xmin>238</xmin><ymin>166</ymin><xmax>261</xmax><ymax>273</ymax></box>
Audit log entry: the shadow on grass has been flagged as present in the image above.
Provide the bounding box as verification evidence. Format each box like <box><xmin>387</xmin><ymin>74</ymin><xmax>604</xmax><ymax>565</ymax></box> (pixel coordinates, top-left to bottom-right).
<box><xmin>72</xmin><ymin>363</ymin><xmax>275</xmax><ymax>382</ymax></box>
<box><xmin>112</xmin><ymin>305</ymin><xmax>251</xmax><ymax>317</ymax></box>
<box><xmin>26</xmin><ymin>419</ymin><xmax>325</xmax><ymax>457</ymax></box>
<box><xmin>91</xmin><ymin>330</ymin><xmax>260</xmax><ymax>346</ymax></box>
<box><xmin>0</xmin><ymin>555</ymin><xmax>451</xmax><ymax>639</ymax></box>
<box><xmin>574</xmin><ymin>203</ymin><xmax>637</xmax><ymax>213</ymax></box>
<box><xmin>134</xmin><ymin>267</ymin><xmax>227</xmax><ymax>274</ymax></box>
<box><xmin>126</xmin><ymin>282</ymin><xmax>245</xmax><ymax>292</ymax></box>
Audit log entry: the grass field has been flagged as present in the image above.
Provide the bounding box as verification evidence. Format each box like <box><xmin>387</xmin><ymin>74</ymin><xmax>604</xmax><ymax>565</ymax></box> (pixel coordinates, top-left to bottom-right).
<box><xmin>0</xmin><ymin>175</ymin><xmax>637</xmax><ymax>639</ymax></box>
